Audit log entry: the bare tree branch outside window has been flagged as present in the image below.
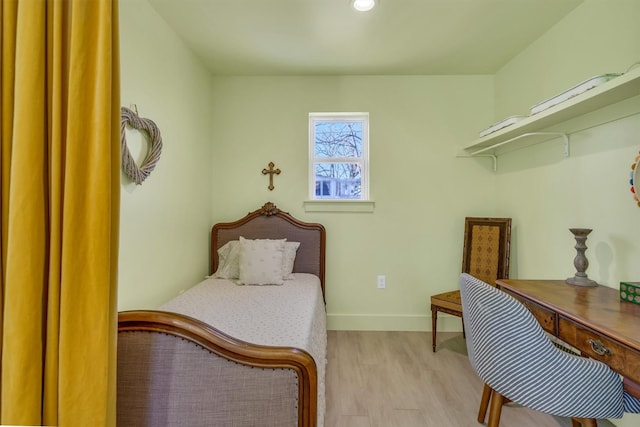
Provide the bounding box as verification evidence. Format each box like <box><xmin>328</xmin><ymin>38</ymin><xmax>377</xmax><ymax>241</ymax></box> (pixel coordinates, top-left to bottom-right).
<box><xmin>313</xmin><ymin>121</ymin><xmax>363</xmax><ymax>199</ymax></box>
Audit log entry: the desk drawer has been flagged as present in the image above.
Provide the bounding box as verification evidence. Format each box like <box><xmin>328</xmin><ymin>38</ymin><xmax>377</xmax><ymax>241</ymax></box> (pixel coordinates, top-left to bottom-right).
<box><xmin>558</xmin><ymin>316</ymin><xmax>640</xmax><ymax>381</ymax></box>
<box><xmin>502</xmin><ymin>289</ymin><xmax>557</xmax><ymax>334</ymax></box>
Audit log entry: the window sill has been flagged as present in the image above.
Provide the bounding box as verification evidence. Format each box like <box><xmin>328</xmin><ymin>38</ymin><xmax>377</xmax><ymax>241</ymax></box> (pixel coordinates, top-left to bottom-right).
<box><xmin>303</xmin><ymin>200</ymin><xmax>375</xmax><ymax>213</ymax></box>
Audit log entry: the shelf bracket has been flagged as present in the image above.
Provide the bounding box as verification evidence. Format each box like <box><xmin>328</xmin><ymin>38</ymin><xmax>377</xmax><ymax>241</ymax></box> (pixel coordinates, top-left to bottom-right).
<box><xmin>475</xmin><ymin>154</ymin><xmax>498</xmax><ymax>172</ymax></box>
<box><xmin>469</xmin><ymin>131</ymin><xmax>569</xmax><ymax>158</ymax></box>
<box><xmin>459</xmin><ymin>131</ymin><xmax>569</xmax><ymax>171</ymax></box>
<box><xmin>456</xmin><ymin>153</ymin><xmax>498</xmax><ymax>171</ymax></box>
<box><xmin>560</xmin><ymin>132</ymin><xmax>570</xmax><ymax>157</ymax></box>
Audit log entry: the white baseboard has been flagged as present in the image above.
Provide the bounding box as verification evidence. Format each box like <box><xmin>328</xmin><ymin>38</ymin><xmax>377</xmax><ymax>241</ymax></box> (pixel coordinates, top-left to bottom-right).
<box><xmin>326</xmin><ymin>313</ymin><xmax>465</xmax><ymax>332</ymax></box>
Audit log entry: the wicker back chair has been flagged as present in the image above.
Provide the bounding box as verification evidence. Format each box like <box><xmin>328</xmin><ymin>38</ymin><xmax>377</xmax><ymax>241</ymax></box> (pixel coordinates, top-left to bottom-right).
<box><xmin>430</xmin><ymin>217</ymin><xmax>511</xmax><ymax>352</ymax></box>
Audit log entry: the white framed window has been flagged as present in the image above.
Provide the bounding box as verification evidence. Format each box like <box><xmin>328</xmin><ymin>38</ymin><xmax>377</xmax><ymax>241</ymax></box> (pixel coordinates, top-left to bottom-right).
<box><xmin>308</xmin><ymin>112</ymin><xmax>369</xmax><ymax>201</ymax></box>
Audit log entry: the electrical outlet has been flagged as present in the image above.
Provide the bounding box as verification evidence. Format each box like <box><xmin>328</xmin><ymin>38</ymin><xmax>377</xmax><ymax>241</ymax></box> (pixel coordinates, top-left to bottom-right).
<box><xmin>377</xmin><ymin>275</ymin><xmax>386</xmax><ymax>289</ymax></box>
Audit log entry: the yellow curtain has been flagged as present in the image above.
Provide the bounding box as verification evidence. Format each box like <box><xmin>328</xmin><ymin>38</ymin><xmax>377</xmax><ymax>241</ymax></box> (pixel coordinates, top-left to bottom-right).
<box><xmin>0</xmin><ymin>0</ymin><xmax>120</xmax><ymax>425</ymax></box>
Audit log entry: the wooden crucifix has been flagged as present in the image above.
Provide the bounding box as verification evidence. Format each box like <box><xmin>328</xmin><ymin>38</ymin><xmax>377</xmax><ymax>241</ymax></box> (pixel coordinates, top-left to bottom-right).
<box><xmin>262</xmin><ymin>162</ymin><xmax>281</xmax><ymax>191</ymax></box>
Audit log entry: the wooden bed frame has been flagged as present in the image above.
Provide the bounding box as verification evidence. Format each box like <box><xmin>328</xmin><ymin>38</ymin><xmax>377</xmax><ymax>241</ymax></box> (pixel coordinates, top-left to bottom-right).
<box><xmin>210</xmin><ymin>201</ymin><xmax>326</xmax><ymax>298</ymax></box>
<box><xmin>117</xmin><ymin>202</ymin><xmax>326</xmax><ymax>427</ymax></box>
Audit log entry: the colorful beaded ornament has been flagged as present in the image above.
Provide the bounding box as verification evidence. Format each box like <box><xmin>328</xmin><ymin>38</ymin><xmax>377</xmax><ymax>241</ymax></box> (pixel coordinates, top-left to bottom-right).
<box><xmin>632</xmin><ymin>150</ymin><xmax>640</xmax><ymax>208</ymax></box>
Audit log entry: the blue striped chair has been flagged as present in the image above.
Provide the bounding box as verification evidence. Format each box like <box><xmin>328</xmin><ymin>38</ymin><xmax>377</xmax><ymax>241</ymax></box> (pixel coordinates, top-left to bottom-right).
<box><xmin>459</xmin><ymin>273</ymin><xmax>640</xmax><ymax>427</ymax></box>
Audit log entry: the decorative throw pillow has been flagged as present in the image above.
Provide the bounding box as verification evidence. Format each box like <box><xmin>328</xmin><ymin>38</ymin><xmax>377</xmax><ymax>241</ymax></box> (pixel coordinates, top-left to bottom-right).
<box><xmin>238</xmin><ymin>237</ymin><xmax>286</xmax><ymax>285</ymax></box>
<box><xmin>214</xmin><ymin>240</ymin><xmax>241</xmax><ymax>279</ymax></box>
<box><xmin>283</xmin><ymin>241</ymin><xmax>300</xmax><ymax>280</ymax></box>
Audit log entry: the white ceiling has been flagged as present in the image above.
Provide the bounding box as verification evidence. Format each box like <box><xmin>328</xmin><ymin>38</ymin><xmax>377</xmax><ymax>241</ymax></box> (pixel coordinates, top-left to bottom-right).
<box><xmin>147</xmin><ymin>0</ymin><xmax>584</xmax><ymax>76</ymax></box>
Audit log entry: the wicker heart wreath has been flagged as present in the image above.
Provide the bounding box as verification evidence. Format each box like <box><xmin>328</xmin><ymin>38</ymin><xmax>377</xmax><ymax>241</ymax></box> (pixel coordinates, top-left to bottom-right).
<box><xmin>120</xmin><ymin>107</ymin><xmax>163</xmax><ymax>185</ymax></box>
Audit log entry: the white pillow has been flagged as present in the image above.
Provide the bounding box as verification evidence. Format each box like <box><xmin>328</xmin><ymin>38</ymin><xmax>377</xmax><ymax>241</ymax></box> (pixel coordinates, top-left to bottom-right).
<box><xmin>215</xmin><ymin>239</ymin><xmax>300</xmax><ymax>281</ymax></box>
<box><xmin>214</xmin><ymin>240</ymin><xmax>241</xmax><ymax>279</ymax></box>
<box><xmin>238</xmin><ymin>237</ymin><xmax>286</xmax><ymax>285</ymax></box>
<box><xmin>283</xmin><ymin>241</ymin><xmax>300</xmax><ymax>280</ymax></box>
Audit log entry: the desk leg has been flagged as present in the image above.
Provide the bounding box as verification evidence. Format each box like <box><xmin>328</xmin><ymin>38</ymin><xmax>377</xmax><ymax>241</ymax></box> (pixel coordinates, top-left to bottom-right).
<box><xmin>624</xmin><ymin>377</ymin><xmax>640</xmax><ymax>399</ymax></box>
<box><xmin>431</xmin><ymin>306</ymin><xmax>437</xmax><ymax>352</ymax></box>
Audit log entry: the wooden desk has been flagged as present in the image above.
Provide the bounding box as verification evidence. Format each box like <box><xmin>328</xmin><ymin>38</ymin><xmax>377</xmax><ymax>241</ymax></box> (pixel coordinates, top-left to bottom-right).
<box><xmin>496</xmin><ymin>279</ymin><xmax>640</xmax><ymax>389</ymax></box>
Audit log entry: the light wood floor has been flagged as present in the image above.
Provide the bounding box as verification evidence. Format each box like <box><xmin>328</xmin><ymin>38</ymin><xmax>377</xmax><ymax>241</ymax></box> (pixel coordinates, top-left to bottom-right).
<box><xmin>325</xmin><ymin>330</ymin><xmax>615</xmax><ymax>427</ymax></box>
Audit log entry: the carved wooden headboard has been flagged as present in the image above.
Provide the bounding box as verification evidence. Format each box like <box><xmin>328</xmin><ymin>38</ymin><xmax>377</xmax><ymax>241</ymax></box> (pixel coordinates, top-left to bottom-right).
<box><xmin>210</xmin><ymin>202</ymin><xmax>326</xmax><ymax>297</ymax></box>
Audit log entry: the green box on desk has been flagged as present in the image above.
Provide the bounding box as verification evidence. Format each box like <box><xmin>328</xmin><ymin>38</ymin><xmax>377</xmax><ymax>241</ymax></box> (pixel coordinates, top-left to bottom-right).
<box><xmin>620</xmin><ymin>281</ymin><xmax>640</xmax><ymax>304</ymax></box>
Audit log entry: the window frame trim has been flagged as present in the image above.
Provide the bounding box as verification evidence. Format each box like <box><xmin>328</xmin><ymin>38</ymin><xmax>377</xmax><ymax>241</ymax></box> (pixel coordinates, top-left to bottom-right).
<box><xmin>308</xmin><ymin>112</ymin><xmax>370</xmax><ymax>201</ymax></box>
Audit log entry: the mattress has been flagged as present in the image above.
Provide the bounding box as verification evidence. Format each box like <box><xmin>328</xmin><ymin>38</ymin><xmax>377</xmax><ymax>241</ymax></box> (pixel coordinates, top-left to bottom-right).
<box><xmin>160</xmin><ymin>273</ymin><xmax>327</xmax><ymax>427</ymax></box>
<box><xmin>479</xmin><ymin>115</ymin><xmax>527</xmax><ymax>137</ymax></box>
<box><xmin>530</xmin><ymin>73</ymin><xmax>621</xmax><ymax>115</ymax></box>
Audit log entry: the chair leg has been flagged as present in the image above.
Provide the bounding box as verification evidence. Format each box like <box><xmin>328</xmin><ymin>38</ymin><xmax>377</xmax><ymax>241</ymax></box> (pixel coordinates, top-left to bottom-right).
<box><xmin>462</xmin><ymin>316</ymin><xmax>466</xmax><ymax>339</ymax></box>
<box><xmin>431</xmin><ymin>306</ymin><xmax>438</xmax><ymax>352</ymax></box>
<box><xmin>487</xmin><ymin>389</ymin><xmax>505</xmax><ymax>427</ymax></box>
<box><xmin>477</xmin><ymin>383</ymin><xmax>492</xmax><ymax>423</ymax></box>
<box><xmin>571</xmin><ymin>418</ymin><xmax>598</xmax><ymax>427</ymax></box>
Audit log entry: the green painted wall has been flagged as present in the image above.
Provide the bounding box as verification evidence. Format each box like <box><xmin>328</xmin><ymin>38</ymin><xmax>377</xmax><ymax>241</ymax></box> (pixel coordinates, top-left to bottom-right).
<box><xmin>209</xmin><ymin>75</ymin><xmax>495</xmax><ymax>331</ymax></box>
<box><xmin>493</xmin><ymin>2</ymin><xmax>640</xmax><ymax>425</ymax></box>
<box><xmin>118</xmin><ymin>0</ymin><xmax>213</xmax><ymax>310</ymax></box>
<box><xmin>493</xmin><ymin>0</ymin><xmax>640</xmax><ymax>291</ymax></box>
<box><xmin>118</xmin><ymin>0</ymin><xmax>640</xmax><ymax>423</ymax></box>
<box><xmin>495</xmin><ymin>0</ymin><xmax>640</xmax><ymax>119</ymax></box>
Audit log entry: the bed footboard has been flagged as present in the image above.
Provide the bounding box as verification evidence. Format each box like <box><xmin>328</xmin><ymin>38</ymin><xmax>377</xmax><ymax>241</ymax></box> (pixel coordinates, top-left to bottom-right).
<box><xmin>117</xmin><ymin>310</ymin><xmax>317</xmax><ymax>427</ymax></box>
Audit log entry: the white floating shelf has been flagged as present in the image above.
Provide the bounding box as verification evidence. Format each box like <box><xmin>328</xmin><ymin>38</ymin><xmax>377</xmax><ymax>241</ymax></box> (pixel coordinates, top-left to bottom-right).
<box><xmin>464</xmin><ymin>66</ymin><xmax>640</xmax><ymax>157</ymax></box>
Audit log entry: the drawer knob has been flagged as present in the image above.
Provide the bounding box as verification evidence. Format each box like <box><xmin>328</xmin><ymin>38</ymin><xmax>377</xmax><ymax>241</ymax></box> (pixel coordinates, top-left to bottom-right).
<box><xmin>588</xmin><ymin>339</ymin><xmax>612</xmax><ymax>356</ymax></box>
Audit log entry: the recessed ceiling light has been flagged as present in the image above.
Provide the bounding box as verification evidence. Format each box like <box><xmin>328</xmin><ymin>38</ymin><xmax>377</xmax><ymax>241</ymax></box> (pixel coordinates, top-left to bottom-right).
<box><xmin>352</xmin><ymin>0</ymin><xmax>376</xmax><ymax>12</ymax></box>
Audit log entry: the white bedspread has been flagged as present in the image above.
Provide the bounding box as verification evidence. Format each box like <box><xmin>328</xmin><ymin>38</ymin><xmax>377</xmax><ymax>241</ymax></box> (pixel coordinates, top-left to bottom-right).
<box><xmin>160</xmin><ymin>273</ymin><xmax>327</xmax><ymax>427</ymax></box>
